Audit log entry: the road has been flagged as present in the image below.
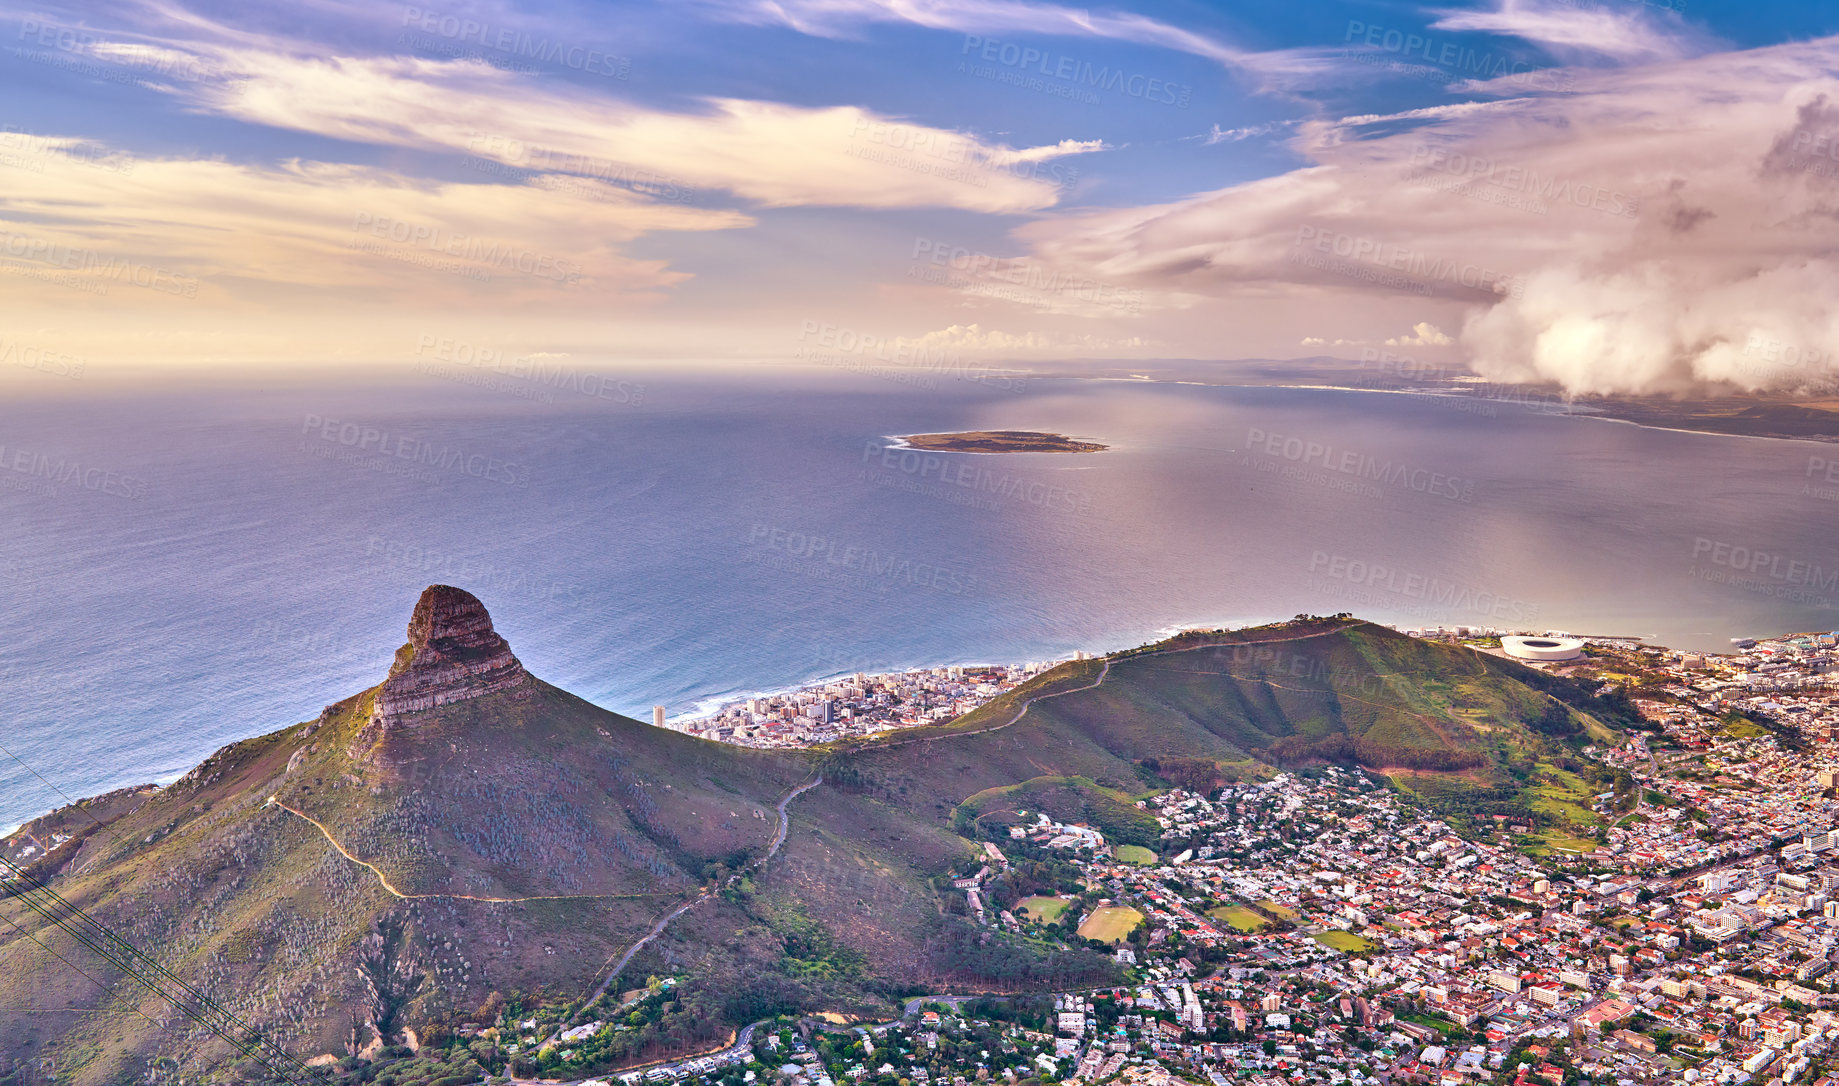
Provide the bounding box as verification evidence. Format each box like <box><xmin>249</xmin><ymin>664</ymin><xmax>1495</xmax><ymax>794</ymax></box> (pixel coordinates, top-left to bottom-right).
<box><xmin>866</xmin><ymin>626</ymin><xmax>1354</xmax><ymax>754</ymax></box>
<box><xmin>520</xmin><ymin>990</ymin><xmax>1003</xmax><ymax>1084</ymax></box>
<box><xmin>547</xmin><ymin>776</ymin><xmax>823</xmax><ymax>1047</ymax></box>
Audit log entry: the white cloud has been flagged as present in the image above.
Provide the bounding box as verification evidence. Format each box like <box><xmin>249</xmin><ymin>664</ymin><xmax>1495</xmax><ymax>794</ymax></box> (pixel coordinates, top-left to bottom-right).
<box><xmin>6</xmin><ymin>6</ymin><xmax>1100</xmax><ymax>217</ymax></box>
<box><xmin>1200</xmin><ymin>122</ymin><xmax>1289</xmax><ymax>145</ymax></box>
<box><xmin>1429</xmin><ymin>0</ymin><xmax>1718</xmax><ymax>66</ymax></box>
<box><xmin>1007</xmin><ymin>37</ymin><xmax>1839</xmax><ymax>395</ymax></box>
<box><xmin>702</xmin><ymin>0</ymin><xmax>1347</xmax><ymax>93</ymax></box>
<box><xmin>180</xmin><ymin>50</ymin><xmax>1097</xmax><ymax>212</ymax></box>
<box><xmin>1386</xmin><ymin>322</ymin><xmax>1453</xmax><ymax>347</ymax></box>
<box><xmin>710</xmin><ymin>0</ymin><xmax>1246</xmax><ymax>65</ymax></box>
<box><xmin>905</xmin><ymin>322</ymin><xmax>1146</xmax><ymax>353</ymax></box>
<box><xmin>0</xmin><ymin>141</ymin><xmax>751</xmax><ymax>307</ymax></box>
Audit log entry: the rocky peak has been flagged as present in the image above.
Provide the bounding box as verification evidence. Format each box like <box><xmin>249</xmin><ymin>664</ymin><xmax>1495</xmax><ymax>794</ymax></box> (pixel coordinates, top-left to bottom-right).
<box><xmin>369</xmin><ymin>585</ymin><xmax>531</xmax><ymax>727</ymax></box>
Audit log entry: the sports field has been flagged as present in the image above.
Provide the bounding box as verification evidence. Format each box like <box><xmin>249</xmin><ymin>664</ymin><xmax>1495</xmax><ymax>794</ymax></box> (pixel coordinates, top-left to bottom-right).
<box><xmin>1017</xmin><ymin>896</ymin><xmax>1070</xmax><ymax>923</ymax></box>
<box><xmin>1076</xmin><ymin>906</ymin><xmax>1144</xmax><ymax>943</ymax></box>
<box><xmin>1113</xmin><ymin>845</ymin><xmax>1157</xmax><ymax>865</ymax></box>
<box><xmin>1311</xmin><ymin>930</ymin><xmax>1374</xmax><ymax>952</ymax></box>
<box><xmin>1207</xmin><ymin>905</ymin><xmax>1269</xmax><ymax>932</ymax></box>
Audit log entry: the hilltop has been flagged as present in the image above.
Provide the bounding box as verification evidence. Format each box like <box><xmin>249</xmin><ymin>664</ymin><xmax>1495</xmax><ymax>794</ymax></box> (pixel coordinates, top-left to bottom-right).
<box><xmin>823</xmin><ymin>617</ymin><xmax>1622</xmax><ymax>847</ymax></box>
<box><xmin>0</xmin><ymin>599</ymin><xmax>1622</xmax><ymax>1084</ymax></box>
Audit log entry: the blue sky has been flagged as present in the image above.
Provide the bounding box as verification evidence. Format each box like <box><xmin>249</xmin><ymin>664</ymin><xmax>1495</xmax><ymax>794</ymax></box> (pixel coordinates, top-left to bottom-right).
<box><xmin>3</xmin><ymin>0</ymin><xmax>1839</xmax><ymax>394</ymax></box>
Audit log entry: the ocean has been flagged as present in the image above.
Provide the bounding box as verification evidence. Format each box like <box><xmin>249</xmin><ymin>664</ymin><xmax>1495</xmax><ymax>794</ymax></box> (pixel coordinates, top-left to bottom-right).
<box><xmin>2</xmin><ymin>365</ymin><xmax>1834</xmax><ymax>830</ymax></box>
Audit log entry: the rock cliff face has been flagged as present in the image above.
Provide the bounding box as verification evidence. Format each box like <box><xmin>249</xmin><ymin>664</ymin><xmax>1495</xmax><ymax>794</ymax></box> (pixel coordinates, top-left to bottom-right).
<box><xmin>369</xmin><ymin>585</ymin><xmax>531</xmax><ymax>727</ymax></box>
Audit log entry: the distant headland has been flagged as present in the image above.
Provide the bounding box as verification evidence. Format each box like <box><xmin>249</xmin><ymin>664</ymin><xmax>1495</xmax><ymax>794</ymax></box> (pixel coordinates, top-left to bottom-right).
<box><xmin>897</xmin><ymin>429</ymin><xmax>1108</xmax><ymax>453</ymax></box>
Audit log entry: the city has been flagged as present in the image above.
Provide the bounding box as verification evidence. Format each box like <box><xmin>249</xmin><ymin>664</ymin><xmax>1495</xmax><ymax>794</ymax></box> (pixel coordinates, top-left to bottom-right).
<box><xmin>497</xmin><ymin>626</ymin><xmax>1839</xmax><ymax>1086</ymax></box>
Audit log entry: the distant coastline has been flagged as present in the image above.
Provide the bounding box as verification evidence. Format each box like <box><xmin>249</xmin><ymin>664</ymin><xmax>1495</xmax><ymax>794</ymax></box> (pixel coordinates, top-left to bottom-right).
<box><xmin>1029</xmin><ymin>359</ymin><xmax>1839</xmax><ymax>445</ymax></box>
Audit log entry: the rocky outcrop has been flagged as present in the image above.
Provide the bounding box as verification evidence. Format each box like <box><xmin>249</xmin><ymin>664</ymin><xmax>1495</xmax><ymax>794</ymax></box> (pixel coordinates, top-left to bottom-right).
<box><xmin>368</xmin><ymin>585</ymin><xmax>531</xmax><ymax>728</ymax></box>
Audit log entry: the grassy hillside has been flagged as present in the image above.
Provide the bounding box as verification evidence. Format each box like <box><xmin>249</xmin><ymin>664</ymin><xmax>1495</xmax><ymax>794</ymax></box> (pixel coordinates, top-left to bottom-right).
<box><xmin>0</xmin><ymin>612</ymin><xmax>1619</xmax><ymax>1082</ymax></box>
<box><xmin>953</xmin><ymin>777</ymin><xmax>1162</xmax><ymax>848</ymax></box>
<box><xmin>0</xmin><ymin>676</ymin><xmax>815</xmax><ymax>1083</ymax></box>
<box><xmin>825</xmin><ymin>619</ymin><xmax>1618</xmax><ymax>840</ymax></box>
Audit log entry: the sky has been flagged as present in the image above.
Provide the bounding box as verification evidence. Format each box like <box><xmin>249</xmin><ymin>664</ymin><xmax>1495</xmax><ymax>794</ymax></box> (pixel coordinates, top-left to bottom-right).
<box><xmin>4</xmin><ymin>0</ymin><xmax>1839</xmax><ymax>393</ymax></box>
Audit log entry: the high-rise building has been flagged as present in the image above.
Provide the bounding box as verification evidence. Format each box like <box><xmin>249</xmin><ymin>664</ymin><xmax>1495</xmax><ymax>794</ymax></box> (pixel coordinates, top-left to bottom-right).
<box><xmin>653</xmin><ymin>705</ymin><xmax>666</xmax><ymax>729</ymax></box>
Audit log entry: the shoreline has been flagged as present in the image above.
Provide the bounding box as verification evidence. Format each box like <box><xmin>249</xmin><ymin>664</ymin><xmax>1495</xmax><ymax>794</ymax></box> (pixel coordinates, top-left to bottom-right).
<box><xmin>1063</xmin><ymin>371</ymin><xmax>1838</xmax><ymax>447</ymax></box>
<box><xmin>892</xmin><ymin>429</ymin><xmax>1110</xmax><ymax>454</ymax></box>
<box><xmin>1089</xmin><ymin>374</ymin><xmax>1839</xmax><ymax>448</ymax></box>
<box><xmin>10</xmin><ymin>617</ymin><xmax>1819</xmax><ymax>840</ymax></box>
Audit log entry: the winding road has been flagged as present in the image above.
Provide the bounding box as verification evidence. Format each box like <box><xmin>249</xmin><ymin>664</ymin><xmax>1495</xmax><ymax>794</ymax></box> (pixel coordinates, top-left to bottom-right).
<box><xmin>865</xmin><ymin>625</ymin><xmax>1351</xmax><ymax>753</ymax></box>
<box><xmin>547</xmin><ymin>776</ymin><xmax>824</xmax><ymax>1045</ymax></box>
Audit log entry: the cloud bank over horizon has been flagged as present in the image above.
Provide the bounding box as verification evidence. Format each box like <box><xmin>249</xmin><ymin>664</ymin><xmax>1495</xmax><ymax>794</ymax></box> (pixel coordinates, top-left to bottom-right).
<box><xmin>1007</xmin><ymin>32</ymin><xmax>1839</xmax><ymax>396</ymax></box>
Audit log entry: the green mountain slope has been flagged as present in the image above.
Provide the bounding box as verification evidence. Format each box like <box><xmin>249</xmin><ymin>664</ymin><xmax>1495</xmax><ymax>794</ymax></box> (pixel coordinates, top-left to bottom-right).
<box><xmin>825</xmin><ymin>618</ymin><xmax>1616</xmax><ymax>834</ymax></box>
<box><xmin>0</xmin><ymin>601</ymin><xmax>1619</xmax><ymax>1084</ymax></box>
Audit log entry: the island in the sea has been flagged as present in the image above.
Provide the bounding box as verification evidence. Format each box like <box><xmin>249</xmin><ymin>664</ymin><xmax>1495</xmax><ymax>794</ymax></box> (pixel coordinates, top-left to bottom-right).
<box><xmin>898</xmin><ymin>429</ymin><xmax>1108</xmax><ymax>453</ymax></box>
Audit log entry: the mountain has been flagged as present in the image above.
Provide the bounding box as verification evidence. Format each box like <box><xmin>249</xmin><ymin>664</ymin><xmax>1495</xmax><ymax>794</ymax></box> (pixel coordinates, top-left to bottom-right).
<box><xmin>820</xmin><ymin>617</ymin><xmax>1623</xmax><ymax>846</ymax></box>
<box><xmin>0</xmin><ymin>587</ymin><xmax>816</xmax><ymax>1083</ymax></box>
<box><xmin>0</xmin><ymin>597</ymin><xmax>1620</xmax><ymax>1084</ymax></box>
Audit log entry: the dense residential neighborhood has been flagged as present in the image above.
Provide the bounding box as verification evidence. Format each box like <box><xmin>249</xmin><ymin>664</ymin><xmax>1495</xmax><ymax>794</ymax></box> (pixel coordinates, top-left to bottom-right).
<box><xmin>679</xmin><ymin>662</ymin><xmax>1060</xmax><ymax>747</ymax></box>
<box><xmin>524</xmin><ymin>628</ymin><xmax>1839</xmax><ymax>1086</ymax></box>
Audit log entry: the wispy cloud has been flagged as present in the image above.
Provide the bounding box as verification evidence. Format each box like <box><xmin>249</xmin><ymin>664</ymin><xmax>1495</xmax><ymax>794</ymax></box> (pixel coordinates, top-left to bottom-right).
<box><xmin>905</xmin><ymin>322</ymin><xmax>1147</xmax><ymax>353</ymax></box>
<box><xmin>711</xmin><ymin>0</ymin><xmax>1248</xmax><ymax>63</ymax></box>
<box><xmin>1429</xmin><ymin>0</ymin><xmax>1718</xmax><ymax>65</ymax></box>
<box><xmin>171</xmin><ymin>49</ymin><xmax>1100</xmax><ymax>212</ymax></box>
<box><xmin>0</xmin><ymin>141</ymin><xmax>751</xmax><ymax>306</ymax></box>
<box><xmin>704</xmin><ymin>0</ymin><xmax>1348</xmax><ymax>92</ymax></box>
<box><xmin>1197</xmin><ymin>121</ymin><xmax>1291</xmax><ymax>145</ymax></box>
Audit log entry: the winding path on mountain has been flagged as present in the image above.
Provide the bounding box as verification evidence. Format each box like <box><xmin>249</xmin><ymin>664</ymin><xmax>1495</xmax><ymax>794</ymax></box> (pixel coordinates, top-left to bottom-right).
<box><xmin>863</xmin><ymin>624</ymin><xmax>1352</xmax><ymax>752</ymax></box>
<box><xmin>265</xmin><ymin>796</ymin><xmax>662</xmax><ymax>905</ymax></box>
<box><xmin>552</xmin><ymin>775</ymin><xmax>824</xmax><ymax>1043</ymax></box>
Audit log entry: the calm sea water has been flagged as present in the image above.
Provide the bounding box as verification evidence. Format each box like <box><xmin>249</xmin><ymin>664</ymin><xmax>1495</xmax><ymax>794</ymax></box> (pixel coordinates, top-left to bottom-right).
<box><xmin>2</xmin><ymin>367</ymin><xmax>1834</xmax><ymax>829</ymax></box>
